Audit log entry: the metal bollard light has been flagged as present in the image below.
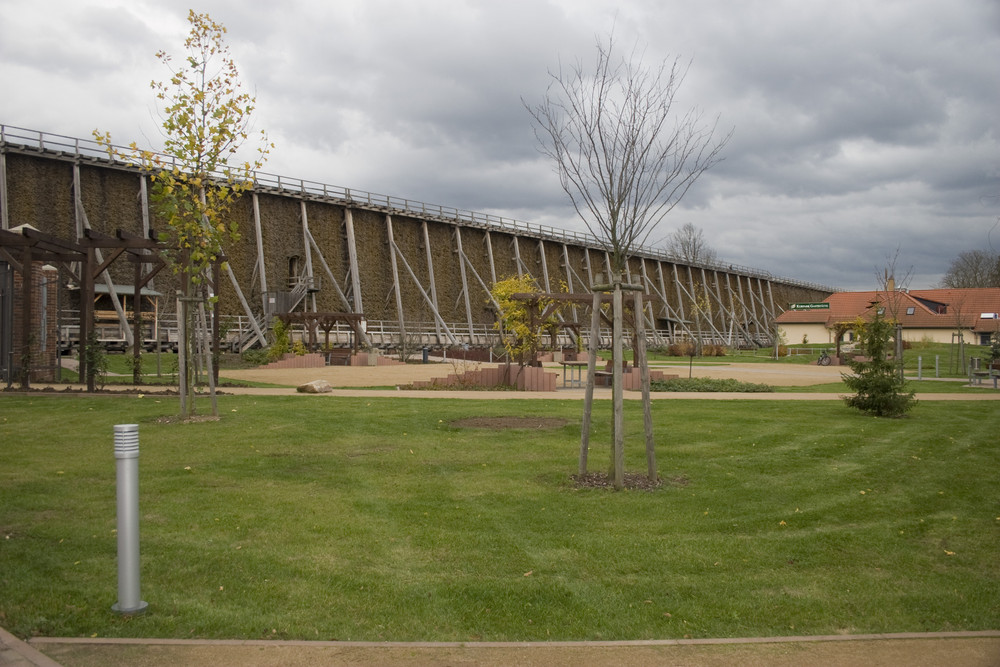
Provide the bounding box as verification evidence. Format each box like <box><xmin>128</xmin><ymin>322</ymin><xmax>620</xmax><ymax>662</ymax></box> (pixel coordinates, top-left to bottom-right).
<box><xmin>112</xmin><ymin>424</ymin><xmax>149</xmax><ymax>615</ymax></box>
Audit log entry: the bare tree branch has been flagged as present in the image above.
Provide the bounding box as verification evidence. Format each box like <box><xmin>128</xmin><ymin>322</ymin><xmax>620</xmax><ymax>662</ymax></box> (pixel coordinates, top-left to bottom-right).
<box><xmin>525</xmin><ymin>34</ymin><xmax>731</xmax><ymax>275</ymax></box>
<box><xmin>940</xmin><ymin>249</ymin><xmax>1000</xmax><ymax>288</ymax></box>
<box><xmin>664</xmin><ymin>222</ymin><xmax>717</xmax><ymax>265</ymax></box>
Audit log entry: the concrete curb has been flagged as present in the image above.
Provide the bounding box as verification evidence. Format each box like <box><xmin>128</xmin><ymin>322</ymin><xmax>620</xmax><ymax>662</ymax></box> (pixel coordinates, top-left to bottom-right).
<box><xmin>0</xmin><ymin>627</ymin><xmax>62</xmax><ymax>667</ymax></box>
<box><xmin>19</xmin><ymin>630</ymin><xmax>1000</xmax><ymax>667</ymax></box>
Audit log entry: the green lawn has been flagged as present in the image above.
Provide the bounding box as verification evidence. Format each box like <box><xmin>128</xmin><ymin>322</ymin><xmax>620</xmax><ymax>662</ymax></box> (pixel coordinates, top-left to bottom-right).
<box><xmin>1</xmin><ymin>394</ymin><xmax>997</xmax><ymax>641</ymax></box>
<box><xmin>607</xmin><ymin>342</ymin><xmax>996</xmax><ymax>378</ymax></box>
<box><xmin>775</xmin><ymin>342</ymin><xmax>995</xmax><ymax>378</ymax></box>
<box><xmin>50</xmin><ymin>351</ymin><xmax>283</xmax><ymax>388</ymax></box>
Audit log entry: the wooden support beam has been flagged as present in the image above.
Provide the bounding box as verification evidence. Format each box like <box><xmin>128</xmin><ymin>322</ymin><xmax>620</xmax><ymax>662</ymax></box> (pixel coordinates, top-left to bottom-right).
<box><xmin>456</xmin><ymin>244</ymin><xmax>502</xmax><ymax>312</ymax></box>
<box><xmin>420</xmin><ymin>220</ymin><xmax>441</xmax><ymax>341</ymax></box>
<box><xmin>561</xmin><ymin>243</ymin><xmax>578</xmax><ymax>323</ymax></box>
<box><xmin>252</xmin><ymin>193</ymin><xmax>268</xmax><ymax>314</ymax></box>
<box><xmin>74</xmin><ymin>163</ymin><xmax>131</xmax><ymax>346</ymax></box>
<box><xmin>300</xmin><ymin>201</ymin><xmax>316</xmax><ymax>312</ymax></box>
<box><xmin>389</xmin><ymin>237</ymin><xmax>457</xmax><ymax>345</ymax></box>
<box><xmin>454</xmin><ymin>227</ymin><xmax>475</xmax><ymax>337</ymax></box>
<box><xmin>225</xmin><ymin>263</ymin><xmax>268</xmax><ymax>350</ymax></box>
<box><xmin>344</xmin><ymin>208</ymin><xmax>363</xmax><ymax>315</ymax></box>
<box><xmin>81</xmin><ymin>245</ymin><xmax>94</xmax><ymax>390</ymax></box>
<box><xmin>537</xmin><ymin>239</ymin><xmax>551</xmax><ymax>292</ymax></box>
<box><xmin>385</xmin><ymin>215</ymin><xmax>406</xmax><ymax>339</ymax></box>
<box><xmin>512</xmin><ymin>236</ymin><xmax>524</xmax><ymax>277</ymax></box>
<box><xmin>304</xmin><ymin>226</ymin><xmax>354</xmax><ymax>313</ymax></box>
<box><xmin>0</xmin><ymin>150</ymin><xmax>8</xmax><ymax>230</ymax></box>
<box><xmin>672</xmin><ymin>263</ymin><xmax>690</xmax><ymax>338</ymax></box>
<box><xmin>19</xmin><ymin>245</ymin><xmax>31</xmax><ymax>388</ymax></box>
<box><xmin>484</xmin><ymin>231</ymin><xmax>497</xmax><ymax>284</ymax></box>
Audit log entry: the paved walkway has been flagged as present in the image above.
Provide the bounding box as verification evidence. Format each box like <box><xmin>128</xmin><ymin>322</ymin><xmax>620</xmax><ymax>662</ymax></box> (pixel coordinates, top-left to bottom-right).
<box><xmin>5</xmin><ymin>629</ymin><xmax>1000</xmax><ymax>667</ymax></box>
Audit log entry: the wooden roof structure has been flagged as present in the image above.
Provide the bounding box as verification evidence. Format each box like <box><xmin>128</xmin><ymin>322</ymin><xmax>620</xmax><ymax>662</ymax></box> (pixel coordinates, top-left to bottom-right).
<box><xmin>775</xmin><ymin>288</ymin><xmax>1000</xmax><ymax>334</ymax></box>
<box><xmin>0</xmin><ymin>226</ymin><xmax>165</xmax><ymax>389</ymax></box>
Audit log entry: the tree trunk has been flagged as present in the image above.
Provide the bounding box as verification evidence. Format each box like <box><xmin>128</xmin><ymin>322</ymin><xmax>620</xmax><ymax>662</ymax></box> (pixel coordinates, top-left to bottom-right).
<box><xmin>634</xmin><ymin>291</ymin><xmax>656</xmax><ymax>481</ymax></box>
<box><xmin>184</xmin><ymin>293</ymin><xmax>197</xmax><ymax>416</ymax></box>
<box><xmin>178</xmin><ymin>269</ymin><xmax>199</xmax><ymax>417</ymax></box>
<box><xmin>132</xmin><ymin>259</ymin><xmax>143</xmax><ymax>385</ymax></box>
<box><xmin>198</xmin><ymin>299</ymin><xmax>218</xmax><ymax>417</ymax></box>
<box><xmin>611</xmin><ymin>277</ymin><xmax>624</xmax><ymax>490</ymax></box>
<box><xmin>177</xmin><ymin>290</ymin><xmax>187</xmax><ymax>415</ymax></box>
<box><xmin>579</xmin><ymin>291</ymin><xmax>602</xmax><ymax>476</ymax></box>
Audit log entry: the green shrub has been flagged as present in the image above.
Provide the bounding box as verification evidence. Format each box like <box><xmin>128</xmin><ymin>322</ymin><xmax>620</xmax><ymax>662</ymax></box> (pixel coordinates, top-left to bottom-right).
<box><xmin>842</xmin><ymin>307</ymin><xmax>915</xmax><ymax>417</ymax></box>
<box><xmin>81</xmin><ymin>329</ymin><xmax>108</xmax><ymax>388</ymax></box>
<box><xmin>241</xmin><ymin>348</ymin><xmax>269</xmax><ymax>367</ymax></box>
<box><xmin>668</xmin><ymin>341</ymin><xmax>695</xmax><ymax>356</ymax></box>
<box><xmin>267</xmin><ymin>317</ymin><xmax>290</xmax><ymax>362</ymax></box>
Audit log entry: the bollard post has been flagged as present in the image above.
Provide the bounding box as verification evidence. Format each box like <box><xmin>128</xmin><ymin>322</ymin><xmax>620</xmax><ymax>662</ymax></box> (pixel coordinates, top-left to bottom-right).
<box><xmin>917</xmin><ymin>356</ymin><xmax>922</xmax><ymax>381</ymax></box>
<box><xmin>112</xmin><ymin>424</ymin><xmax>148</xmax><ymax>615</ymax></box>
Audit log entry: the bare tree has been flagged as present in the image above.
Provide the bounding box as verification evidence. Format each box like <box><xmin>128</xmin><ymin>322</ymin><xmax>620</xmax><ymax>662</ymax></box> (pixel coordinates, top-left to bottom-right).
<box><xmin>874</xmin><ymin>249</ymin><xmax>913</xmax><ymax>381</ymax></box>
<box><xmin>940</xmin><ymin>250</ymin><xmax>1000</xmax><ymax>288</ymax></box>
<box><xmin>665</xmin><ymin>222</ymin><xmax>718</xmax><ymax>265</ymax></box>
<box><xmin>526</xmin><ymin>37</ymin><xmax>730</xmax><ymax>274</ymax></box>
<box><xmin>526</xmin><ymin>34</ymin><xmax>730</xmax><ymax>489</ymax></box>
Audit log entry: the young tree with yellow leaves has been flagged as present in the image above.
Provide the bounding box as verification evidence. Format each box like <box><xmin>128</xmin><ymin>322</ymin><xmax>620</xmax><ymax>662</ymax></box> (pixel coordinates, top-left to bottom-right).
<box><xmin>97</xmin><ymin>10</ymin><xmax>271</xmax><ymax>416</ymax></box>
<box><xmin>491</xmin><ymin>275</ymin><xmax>561</xmax><ymax>370</ymax></box>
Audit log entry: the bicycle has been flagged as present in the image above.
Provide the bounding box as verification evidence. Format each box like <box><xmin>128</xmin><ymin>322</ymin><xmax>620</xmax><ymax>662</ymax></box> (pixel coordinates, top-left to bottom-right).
<box><xmin>817</xmin><ymin>349</ymin><xmax>832</xmax><ymax>366</ymax></box>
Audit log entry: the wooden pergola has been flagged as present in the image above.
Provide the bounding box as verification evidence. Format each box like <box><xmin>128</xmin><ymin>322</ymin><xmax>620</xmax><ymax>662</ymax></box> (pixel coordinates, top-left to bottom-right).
<box><xmin>508</xmin><ymin>290</ymin><xmax>662</xmax><ymax>355</ymax></box>
<box><xmin>276</xmin><ymin>311</ymin><xmax>366</xmax><ymax>353</ymax></box>
<box><xmin>0</xmin><ymin>226</ymin><xmax>165</xmax><ymax>390</ymax></box>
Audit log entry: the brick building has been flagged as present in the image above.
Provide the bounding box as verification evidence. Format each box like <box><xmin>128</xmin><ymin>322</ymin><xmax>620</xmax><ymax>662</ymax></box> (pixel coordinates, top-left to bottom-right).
<box><xmin>776</xmin><ymin>287</ymin><xmax>1000</xmax><ymax>346</ymax></box>
<box><xmin>0</xmin><ymin>260</ymin><xmax>59</xmax><ymax>384</ymax></box>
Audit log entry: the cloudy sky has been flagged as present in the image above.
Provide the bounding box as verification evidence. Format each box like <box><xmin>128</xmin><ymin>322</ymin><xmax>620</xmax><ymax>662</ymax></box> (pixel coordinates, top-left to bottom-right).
<box><xmin>2</xmin><ymin>0</ymin><xmax>998</xmax><ymax>290</ymax></box>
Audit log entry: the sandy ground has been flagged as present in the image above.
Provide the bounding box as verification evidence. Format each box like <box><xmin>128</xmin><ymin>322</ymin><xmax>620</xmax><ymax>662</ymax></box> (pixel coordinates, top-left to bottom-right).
<box><xmin>33</xmin><ymin>357</ymin><xmax>997</xmax><ymax>400</ymax></box>
<box><xmin>218</xmin><ymin>359</ymin><xmax>848</xmax><ymax>389</ymax></box>
<box><xmin>211</xmin><ymin>359</ymin><xmax>1000</xmax><ymax>401</ymax></box>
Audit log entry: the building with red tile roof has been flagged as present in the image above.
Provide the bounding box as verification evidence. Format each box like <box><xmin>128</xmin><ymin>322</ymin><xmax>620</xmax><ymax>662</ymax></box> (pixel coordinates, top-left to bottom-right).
<box><xmin>775</xmin><ymin>287</ymin><xmax>1000</xmax><ymax>346</ymax></box>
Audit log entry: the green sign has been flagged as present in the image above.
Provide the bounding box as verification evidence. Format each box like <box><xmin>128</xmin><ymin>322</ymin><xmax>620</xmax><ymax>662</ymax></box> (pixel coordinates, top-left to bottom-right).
<box><xmin>790</xmin><ymin>302</ymin><xmax>830</xmax><ymax>310</ymax></box>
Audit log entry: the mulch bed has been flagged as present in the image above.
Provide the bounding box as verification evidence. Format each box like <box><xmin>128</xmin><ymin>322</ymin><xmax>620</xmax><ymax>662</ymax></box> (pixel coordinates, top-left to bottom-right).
<box><xmin>153</xmin><ymin>415</ymin><xmax>221</xmax><ymax>424</ymax></box>
<box><xmin>571</xmin><ymin>472</ymin><xmax>691</xmax><ymax>491</ymax></box>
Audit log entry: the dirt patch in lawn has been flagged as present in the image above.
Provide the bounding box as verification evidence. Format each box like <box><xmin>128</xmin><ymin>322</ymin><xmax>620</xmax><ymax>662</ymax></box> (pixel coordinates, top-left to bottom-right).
<box><xmin>451</xmin><ymin>416</ymin><xmax>568</xmax><ymax>429</ymax></box>
<box><xmin>152</xmin><ymin>415</ymin><xmax>221</xmax><ymax>425</ymax></box>
<box><xmin>571</xmin><ymin>472</ymin><xmax>691</xmax><ymax>491</ymax></box>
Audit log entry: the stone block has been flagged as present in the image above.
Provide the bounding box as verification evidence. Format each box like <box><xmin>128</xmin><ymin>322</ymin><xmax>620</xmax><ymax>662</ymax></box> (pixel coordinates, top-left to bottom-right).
<box><xmin>297</xmin><ymin>379</ymin><xmax>333</xmax><ymax>393</ymax></box>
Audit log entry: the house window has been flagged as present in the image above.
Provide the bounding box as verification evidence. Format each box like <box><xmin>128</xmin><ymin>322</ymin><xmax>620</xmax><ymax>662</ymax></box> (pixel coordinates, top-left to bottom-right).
<box><xmin>906</xmin><ymin>307</ymin><xmax>915</xmax><ymax>315</ymax></box>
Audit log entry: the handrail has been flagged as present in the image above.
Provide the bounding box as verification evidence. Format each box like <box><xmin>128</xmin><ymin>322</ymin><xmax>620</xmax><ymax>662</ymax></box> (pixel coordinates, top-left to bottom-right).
<box><xmin>1</xmin><ymin>123</ymin><xmax>838</xmax><ymax>293</ymax></box>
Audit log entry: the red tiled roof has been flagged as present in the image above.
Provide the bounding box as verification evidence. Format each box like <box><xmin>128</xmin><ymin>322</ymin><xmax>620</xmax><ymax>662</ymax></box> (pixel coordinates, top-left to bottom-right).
<box><xmin>775</xmin><ymin>288</ymin><xmax>1000</xmax><ymax>332</ymax></box>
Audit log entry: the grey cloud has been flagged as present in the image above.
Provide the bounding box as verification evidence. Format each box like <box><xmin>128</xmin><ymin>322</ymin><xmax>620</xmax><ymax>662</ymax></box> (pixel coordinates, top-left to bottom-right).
<box><xmin>1</xmin><ymin>0</ymin><xmax>996</xmax><ymax>291</ymax></box>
